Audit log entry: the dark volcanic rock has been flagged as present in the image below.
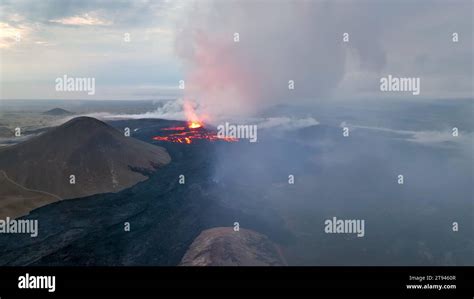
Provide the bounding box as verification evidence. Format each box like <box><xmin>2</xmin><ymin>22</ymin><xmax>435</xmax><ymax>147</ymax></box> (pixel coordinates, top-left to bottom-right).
<box><xmin>0</xmin><ymin>116</ymin><xmax>171</xmax><ymax>219</ymax></box>
<box><xmin>0</xmin><ymin>126</ymin><xmax>13</xmax><ymax>138</ymax></box>
<box><xmin>0</xmin><ymin>119</ymin><xmax>292</xmax><ymax>266</ymax></box>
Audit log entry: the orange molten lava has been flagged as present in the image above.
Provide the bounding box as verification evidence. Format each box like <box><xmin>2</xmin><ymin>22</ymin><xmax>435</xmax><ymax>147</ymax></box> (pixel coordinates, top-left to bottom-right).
<box><xmin>152</xmin><ymin>100</ymin><xmax>237</xmax><ymax>144</ymax></box>
<box><xmin>152</xmin><ymin>125</ymin><xmax>238</xmax><ymax>144</ymax></box>
<box><xmin>188</xmin><ymin>121</ymin><xmax>202</xmax><ymax>129</ymax></box>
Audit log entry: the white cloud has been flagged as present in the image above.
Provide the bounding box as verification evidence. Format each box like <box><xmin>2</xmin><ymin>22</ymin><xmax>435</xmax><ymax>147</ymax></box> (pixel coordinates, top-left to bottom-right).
<box><xmin>258</xmin><ymin>117</ymin><xmax>319</xmax><ymax>131</ymax></box>
<box><xmin>49</xmin><ymin>13</ymin><xmax>112</xmax><ymax>26</ymax></box>
<box><xmin>345</xmin><ymin>123</ymin><xmax>471</xmax><ymax>146</ymax></box>
<box><xmin>408</xmin><ymin>130</ymin><xmax>471</xmax><ymax>145</ymax></box>
<box><xmin>0</xmin><ymin>22</ymin><xmax>30</xmax><ymax>48</ymax></box>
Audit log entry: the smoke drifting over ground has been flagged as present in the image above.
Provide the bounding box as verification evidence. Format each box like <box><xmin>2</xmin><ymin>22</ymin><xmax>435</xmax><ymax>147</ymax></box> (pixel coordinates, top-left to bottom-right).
<box><xmin>61</xmin><ymin>99</ymin><xmax>320</xmax><ymax>133</ymax></box>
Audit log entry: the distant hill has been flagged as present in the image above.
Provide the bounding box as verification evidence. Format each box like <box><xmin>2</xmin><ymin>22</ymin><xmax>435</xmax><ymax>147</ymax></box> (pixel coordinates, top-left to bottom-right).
<box><xmin>179</xmin><ymin>227</ymin><xmax>287</xmax><ymax>266</ymax></box>
<box><xmin>43</xmin><ymin>108</ymin><xmax>73</xmax><ymax>116</ymax></box>
<box><xmin>0</xmin><ymin>116</ymin><xmax>171</xmax><ymax>219</ymax></box>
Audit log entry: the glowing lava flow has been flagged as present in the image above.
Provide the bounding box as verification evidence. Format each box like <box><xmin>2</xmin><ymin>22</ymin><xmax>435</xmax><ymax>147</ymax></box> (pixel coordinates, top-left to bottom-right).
<box><xmin>152</xmin><ymin>101</ymin><xmax>237</xmax><ymax>144</ymax></box>
<box><xmin>188</xmin><ymin>121</ymin><xmax>202</xmax><ymax>129</ymax></box>
<box><xmin>152</xmin><ymin>122</ymin><xmax>238</xmax><ymax>144</ymax></box>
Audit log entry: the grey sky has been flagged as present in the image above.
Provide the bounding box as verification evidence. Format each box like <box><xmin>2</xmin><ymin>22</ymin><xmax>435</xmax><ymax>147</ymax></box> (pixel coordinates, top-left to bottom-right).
<box><xmin>0</xmin><ymin>0</ymin><xmax>472</xmax><ymax>114</ymax></box>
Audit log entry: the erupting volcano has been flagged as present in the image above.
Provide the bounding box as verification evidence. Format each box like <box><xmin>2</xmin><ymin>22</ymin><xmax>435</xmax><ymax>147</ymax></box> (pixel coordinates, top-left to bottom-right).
<box><xmin>152</xmin><ymin>101</ymin><xmax>237</xmax><ymax>144</ymax></box>
<box><xmin>188</xmin><ymin>121</ymin><xmax>202</xmax><ymax>129</ymax></box>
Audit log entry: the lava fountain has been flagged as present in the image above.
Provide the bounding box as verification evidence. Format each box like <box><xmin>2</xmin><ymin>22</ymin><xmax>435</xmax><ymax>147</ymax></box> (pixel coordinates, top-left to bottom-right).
<box><xmin>152</xmin><ymin>101</ymin><xmax>237</xmax><ymax>144</ymax></box>
<box><xmin>183</xmin><ymin>101</ymin><xmax>203</xmax><ymax>129</ymax></box>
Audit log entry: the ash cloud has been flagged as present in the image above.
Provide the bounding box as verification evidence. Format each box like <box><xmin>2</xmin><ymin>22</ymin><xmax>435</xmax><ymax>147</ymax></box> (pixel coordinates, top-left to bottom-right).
<box><xmin>174</xmin><ymin>0</ymin><xmax>472</xmax><ymax>119</ymax></box>
<box><xmin>174</xmin><ymin>0</ymin><xmax>388</xmax><ymax>118</ymax></box>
